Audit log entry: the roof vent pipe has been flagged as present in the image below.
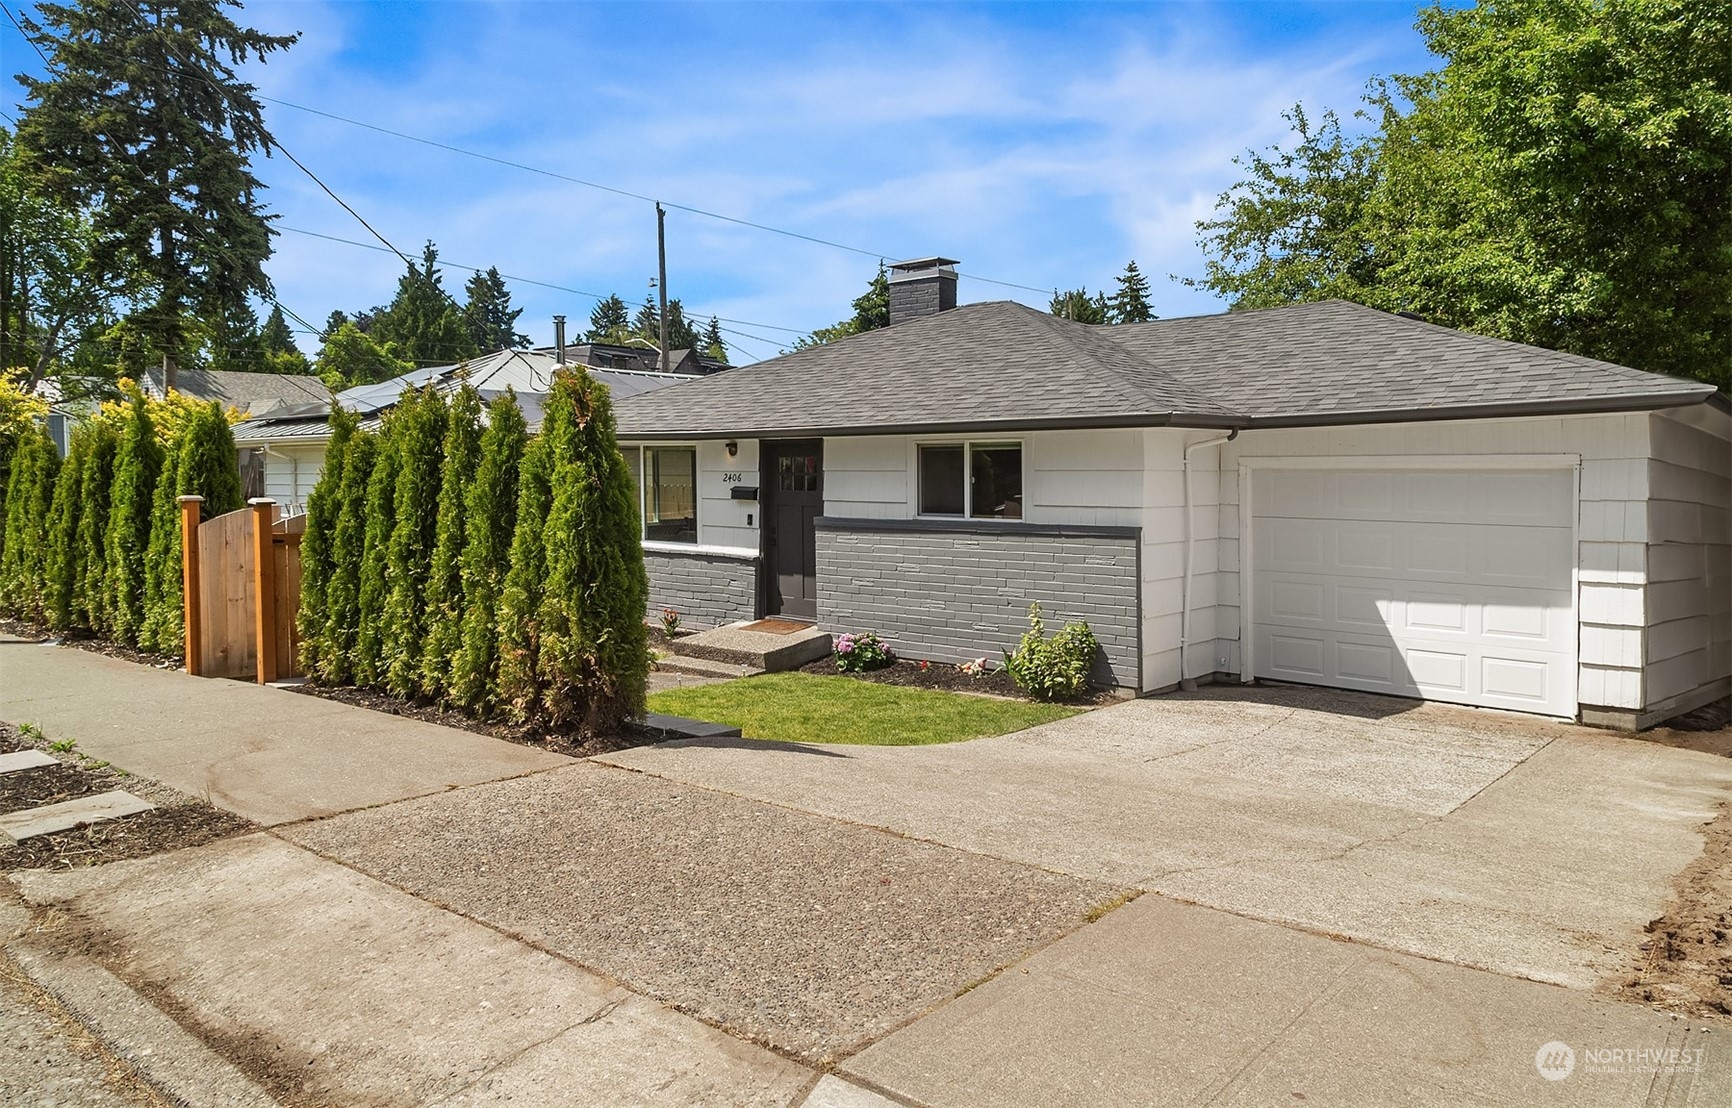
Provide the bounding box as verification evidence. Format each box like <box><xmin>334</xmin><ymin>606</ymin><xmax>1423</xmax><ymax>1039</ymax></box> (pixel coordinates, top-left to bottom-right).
<box><xmin>553</xmin><ymin>315</ymin><xmax>567</xmax><ymax>365</ymax></box>
<box><xmin>1180</xmin><ymin>428</ymin><xmax>1239</xmax><ymax>692</ymax></box>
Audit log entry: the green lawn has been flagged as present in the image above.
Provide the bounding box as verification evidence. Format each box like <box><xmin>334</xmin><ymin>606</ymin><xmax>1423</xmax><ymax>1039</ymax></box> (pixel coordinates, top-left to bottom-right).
<box><xmin>646</xmin><ymin>672</ymin><xmax>1078</xmax><ymax>746</ymax></box>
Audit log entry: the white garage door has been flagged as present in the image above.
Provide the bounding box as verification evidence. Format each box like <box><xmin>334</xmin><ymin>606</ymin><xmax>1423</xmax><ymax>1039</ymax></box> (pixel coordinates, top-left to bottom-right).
<box><xmin>1250</xmin><ymin>467</ymin><xmax>1576</xmax><ymax>716</ymax></box>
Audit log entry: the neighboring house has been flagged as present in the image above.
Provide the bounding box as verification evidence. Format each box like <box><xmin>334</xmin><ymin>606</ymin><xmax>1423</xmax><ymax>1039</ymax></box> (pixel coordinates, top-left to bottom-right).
<box><xmin>142</xmin><ymin>367</ymin><xmax>330</xmax><ymax>417</ymax></box>
<box><xmin>614</xmin><ymin>257</ymin><xmax>1731</xmax><ymax>730</ymax></box>
<box><xmin>549</xmin><ymin>341</ymin><xmax>729</xmax><ymax>376</ymax></box>
<box><xmin>232</xmin><ymin>347</ymin><xmax>697</xmax><ymax>512</ymax></box>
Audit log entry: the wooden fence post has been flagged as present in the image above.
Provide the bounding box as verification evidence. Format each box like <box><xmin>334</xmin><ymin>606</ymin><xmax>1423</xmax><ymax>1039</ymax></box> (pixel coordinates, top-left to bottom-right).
<box><xmin>178</xmin><ymin>495</ymin><xmax>204</xmax><ymax>676</ymax></box>
<box><xmin>249</xmin><ymin>499</ymin><xmax>276</xmax><ymax>684</ymax></box>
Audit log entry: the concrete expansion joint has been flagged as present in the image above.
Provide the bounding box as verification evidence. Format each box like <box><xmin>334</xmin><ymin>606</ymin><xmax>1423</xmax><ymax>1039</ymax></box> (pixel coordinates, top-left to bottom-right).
<box><xmin>419</xmin><ymin>997</ymin><xmax>633</xmax><ymax>1108</ymax></box>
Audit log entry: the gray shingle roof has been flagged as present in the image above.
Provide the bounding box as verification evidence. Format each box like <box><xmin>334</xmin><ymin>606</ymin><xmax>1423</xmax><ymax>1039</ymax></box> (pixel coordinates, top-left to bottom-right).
<box><xmin>615</xmin><ymin>300</ymin><xmax>1241</xmax><ymax>438</ymax></box>
<box><xmin>144</xmin><ymin>368</ymin><xmax>330</xmax><ymax>416</ymax></box>
<box><xmin>614</xmin><ymin>299</ymin><xmax>1716</xmax><ymax>437</ymax></box>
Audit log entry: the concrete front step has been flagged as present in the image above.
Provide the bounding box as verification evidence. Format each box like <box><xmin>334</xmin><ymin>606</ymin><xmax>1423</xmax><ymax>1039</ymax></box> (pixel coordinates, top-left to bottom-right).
<box><xmin>670</xmin><ymin>622</ymin><xmax>833</xmax><ymax>673</ymax></box>
<box><xmin>657</xmin><ymin>656</ymin><xmax>761</xmax><ymax>679</ymax></box>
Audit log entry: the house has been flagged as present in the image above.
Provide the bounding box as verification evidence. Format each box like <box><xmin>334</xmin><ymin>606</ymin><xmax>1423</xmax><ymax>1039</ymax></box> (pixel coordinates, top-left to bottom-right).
<box><xmin>232</xmin><ymin>346</ymin><xmax>697</xmax><ymax>512</ymax></box>
<box><xmin>613</xmin><ymin>257</ymin><xmax>1731</xmax><ymax>730</ymax></box>
<box><xmin>142</xmin><ymin>367</ymin><xmax>330</xmax><ymax>417</ymax></box>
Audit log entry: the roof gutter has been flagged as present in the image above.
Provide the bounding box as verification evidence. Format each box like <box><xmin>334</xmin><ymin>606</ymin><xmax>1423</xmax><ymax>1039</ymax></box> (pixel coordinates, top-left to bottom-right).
<box><xmin>1244</xmin><ymin>389</ymin><xmax>1716</xmax><ymax>429</ymax></box>
<box><xmin>617</xmin><ymin>410</ymin><xmax>1248</xmax><ymax>441</ymax></box>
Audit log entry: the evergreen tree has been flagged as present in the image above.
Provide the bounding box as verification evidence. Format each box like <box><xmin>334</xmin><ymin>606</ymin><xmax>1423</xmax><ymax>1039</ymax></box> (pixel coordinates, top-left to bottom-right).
<box><xmin>44</xmin><ymin>421</ymin><xmax>89</xmax><ymax>629</ymax></box>
<box><xmin>701</xmin><ymin>316</ymin><xmax>727</xmax><ymax>363</ymax></box>
<box><xmin>631</xmin><ymin>295</ymin><xmax>659</xmax><ymax>345</ymax></box>
<box><xmin>660</xmin><ymin>299</ymin><xmax>699</xmax><ymax>352</ymax></box>
<box><xmin>371</xmin><ymin>243</ymin><xmax>478</xmax><ymax>368</ymax></box>
<box><xmin>204</xmin><ymin>299</ymin><xmax>264</xmax><ymax>372</ymax></box>
<box><xmin>461</xmin><ymin>268</ymin><xmax>528</xmax><ymax>352</ymax></box>
<box><xmin>1049</xmin><ymin>287</ymin><xmax>1109</xmax><ymax>324</ymax></box>
<box><xmin>260</xmin><ymin>305</ymin><xmax>300</xmax><ymax>356</ymax></box>
<box><xmin>380</xmin><ymin>387</ymin><xmax>448</xmax><ymax>697</ymax></box>
<box><xmin>104</xmin><ymin>392</ymin><xmax>164</xmax><ymax>644</ymax></box>
<box><xmin>351</xmin><ymin>413</ymin><xmax>401</xmax><ymax>688</ymax></box>
<box><xmin>141</xmin><ymin>401</ymin><xmax>242</xmax><ymax>652</ymax></box>
<box><xmin>532</xmin><ymin>368</ymin><xmax>649</xmax><ymax>733</ymax></box>
<box><xmin>587</xmin><ymin>294</ymin><xmax>629</xmax><ymax>343</ymax></box>
<box><xmin>791</xmin><ymin>264</ymin><xmax>891</xmax><ymax>349</ymax></box>
<box><xmin>317</xmin><ymin>430</ymin><xmax>376</xmax><ymax>685</ymax></box>
<box><xmin>14</xmin><ymin>1</ymin><xmax>297</xmax><ymax>380</ymax></box>
<box><xmin>1109</xmin><ymin>261</ymin><xmax>1156</xmax><ymax>323</ymax></box>
<box><xmin>418</xmin><ymin>384</ymin><xmax>481</xmax><ymax>699</ymax></box>
<box><xmin>314</xmin><ymin>322</ymin><xmax>412</xmax><ymax>391</ymax></box>
<box><xmin>450</xmin><ymin>390</ymin><xmax>527</xmax><ymax>712</ymax></box>
<box><xmin>74</xmin><ymin>421</ymin><xmax>117</xmax><ymax>630</ymax></box>
<box><xmin>321</xmin><ymin>310</ymin><xmax>350</xmax><ymax>341</ymax></box>
<box><xmin>495</xmin><ymin>428</ymin><xmax>553</xmax><ymax>720</ymax></box>
<box><xmin>0</xmin><ymin>427</ymin><xmax>58</xmax><ymax>618</ymax></box>
<box><xmin>296</xmin><ymin>404</ymin><xmax>358</xmax><ymax>674</ymax></box>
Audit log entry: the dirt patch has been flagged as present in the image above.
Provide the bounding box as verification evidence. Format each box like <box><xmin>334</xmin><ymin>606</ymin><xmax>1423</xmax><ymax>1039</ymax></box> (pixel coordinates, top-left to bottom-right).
<box><xmin>0</xmin><ymin>617</ymin><xmax>182</xmax><ymax>671</ymax></box>
<box><xmin>0</xmin><ymin>724</ymin><xmax>255</xmax><ymax>872</ymax></box>
<box><xmin>1615</xmin><ymin>800</ymin><xmax>1732</xmax><ymax>1020</ymax></box>
<box><xmin>282</xmin><ymin>681</ymin><xmax>659</xmax><ymax>759</ymax></box>
<box><xmin>1640</xmin><ymin>698</ymin><xmax>1732</xmax><ymax>758</ymax></box>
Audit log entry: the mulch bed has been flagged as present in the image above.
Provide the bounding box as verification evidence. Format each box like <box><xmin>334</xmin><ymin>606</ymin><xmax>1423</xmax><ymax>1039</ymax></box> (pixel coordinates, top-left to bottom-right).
<box><xmin>0</xmin><ymin>617</ymin><xmax>182</xmax><ymax>670</ymax></box>
<box><xmin>796</xmin><ymin>655</ymin><xmax>1120</xmax><ymax>707</ymax></box>
<box><xmin>0</xmin><ymin>723</ymin><xmax>255</xmax><ymax>872</ymax></box>
<box><xmin>281</xmin><ymin>682</ymin><xmax>660</xmax><ymax>759</ymax></box>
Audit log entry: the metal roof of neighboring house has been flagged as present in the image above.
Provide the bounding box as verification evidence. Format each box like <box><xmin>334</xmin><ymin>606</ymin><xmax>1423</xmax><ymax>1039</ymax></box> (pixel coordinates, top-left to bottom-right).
<box><xmin>143</xmin><ymin>367</ymin><xmax>330</xmax><ymax>416</ymax></box>
<box><xmin>613</xmin><ymin>299</ymin><xmax>1717</xmax><ymax>438</ymax></box>
<box><xmin>231</xmin><ymin>349</ymin><xmax>691</xmax><ymax>444</ymax></box>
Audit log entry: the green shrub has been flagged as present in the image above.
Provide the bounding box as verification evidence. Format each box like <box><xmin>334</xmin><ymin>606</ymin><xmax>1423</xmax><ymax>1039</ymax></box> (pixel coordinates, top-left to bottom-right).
<box><xmin>417</xmin><ymin>383</ymin><xmax>481</xmax><ymax>699</ymax></box>
<box><xmin>44</xmin><ymin>424</ymin><xmax>90</xmax><ymax>629</ymax></box>
<box><xmin>316</xmin><ymin>431</ymin><xmax>376</xmax><ymax>685</ymax></box>
<box><xmin>73</xmin><ymin>423</ymin><xmax>117</xmax><ymax>631</ymax></box>
<box><xmin>138</xmin><ymin>459</ymin><xmax>179</xmax><ymax>652</ymax></box>
<box><xmin>494</xmin><ymin>427</ymin><xmax>552</xmax><ymax>721</ymax></box>
<box><xmin>449</xmin><ymin>391</ymin><xmax>526</xmax><ymax>713</ymax></box>
<box><xmin>1003</xmin><ymin>602</ymin><xmax>1099</xmax><ymax>701</ymax></box>
<box><xmin>104</xmin><ymin>393</ymin><xmax>164</xmax><ymax>645</ymax></box>
<box><xmin>352</xmin><ymin>418</ymin><xmax>400</xmax><ymax>689</ymax></box>
<box><xmin>0</xmin><ymin>427</ymin><xmax>58</xmax><ymax>619</ymax></box>
<box><xmin>834</xmin><ymin>631</ymin><xmax>894</xmax><ymax>673</ymax></box>
<box><xmin>381</xmin><ymin>387</ymin><xmax>448</xmax><ymax>697</ymax></box>
<box><xmin>529</xmin><ymin>367</ymin><xmax>649</xmax><ymax>733</ymax></box>
<box><xmin>296</xmin><ymin>403</ymin><xmax>358</xmax><ymax>674</ymax></box>
<box><xmin>140</xmin><ymin>402</ymin><xmax>243</xmax><ymax>653</ymax></box>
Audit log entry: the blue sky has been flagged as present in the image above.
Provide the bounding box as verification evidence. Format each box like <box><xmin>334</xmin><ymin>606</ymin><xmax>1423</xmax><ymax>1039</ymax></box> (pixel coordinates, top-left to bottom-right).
<box><xmin>9</xmin><ymin>1</ymin><xmax>1441</xmax><ymax>363</ymax></box>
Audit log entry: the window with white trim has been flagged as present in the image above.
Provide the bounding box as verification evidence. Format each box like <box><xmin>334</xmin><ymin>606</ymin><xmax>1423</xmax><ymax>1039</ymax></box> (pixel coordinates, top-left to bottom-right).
<box><xmin>623</xmin><ymin>445</ymin><xmax>698</xmax><ymax>543</ymax></box>
<box><xmin>917</xmin><ymin>441</ymin><xmax>1024</xmax><ymax>519</ymax></box>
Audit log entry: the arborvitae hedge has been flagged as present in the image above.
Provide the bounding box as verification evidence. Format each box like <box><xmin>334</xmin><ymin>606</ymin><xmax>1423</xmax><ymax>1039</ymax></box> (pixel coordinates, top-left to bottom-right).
<box><xmin>381</xmin><ymin>386</ymin><xmax>448</xmax><ymax>698</ymax></box>
<box><xmin>494</xmin><ymin>424</ymin><xmax>553</xmax><ymax>721</ymax></box>
<box><xmin>532</xmin><ymin>368</ymin><xmax>649</xmax><ymax>732</ymax></box>
<box><xmin>0</xmin><ymin>427</ymin><xmax>59</xmax><ymax>620</ymax></box>
<box><xmin>104</xmin><ymin>394</ymin><xmax>164</xmax><ymax>645</ymax></box>
<box><xmin>316</xmin><ymin>430</ymin><xmax>376</xmax><ymax>685</ymax></box>
<box><xmin>45</xmin><ymin>425</ymin><xmax>91</xmax><ymax>630</ymax></box>
<box><xmin>141</xmin><ymin>402</ymin><xmax>244</xmax><ymax>654</ymax></box>
<box><xmin>296</xmin><ymin>404</ymin><xmax>358</xmax><ymax>675</ymax></box>
<box><xmin>449</xmin><ymin>391</ymin><xmax>527</xmax><ymax>712</ymax></box>
<box><xmin>352</xmin><ymin>416</ymin><xmax>400</xmax><ymax>689</ymax></box>
<box><xmin>74</xmin><ymin>423</ymin><xmax>118</xmax><ymax>631</ymax></box>
<box><xmin>418</xmin><ymin>384</ymin><xmax>480</xmax><ymax>700</ymax></box>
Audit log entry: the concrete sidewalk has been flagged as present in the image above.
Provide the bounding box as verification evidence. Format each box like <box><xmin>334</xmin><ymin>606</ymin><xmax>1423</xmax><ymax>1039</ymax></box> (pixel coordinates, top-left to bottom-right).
<box><xmin>0</xmin><ymin>637</ymin><xmax>566</xmax><ymax>825</ymax></box>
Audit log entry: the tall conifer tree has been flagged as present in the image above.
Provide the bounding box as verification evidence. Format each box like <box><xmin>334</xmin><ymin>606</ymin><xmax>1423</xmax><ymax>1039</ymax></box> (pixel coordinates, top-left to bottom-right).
<box><xmin>450</xmin><ymin>391</ymin><xmax>527</xmax><ymax>712</ymax></box>
<box><xmin>104</xmin><ymin>392</ymin><xmax>163</xmax><ymax>643</ymax></box>
<box><xmin>418</xmin><ymin>384</ymin><xmax>481</xmax><ymax>699</ymax></box>
<box><xmin>297</xmin><ymin>404</ymin><xmax>358</xmax><ymax>673</ymax></box>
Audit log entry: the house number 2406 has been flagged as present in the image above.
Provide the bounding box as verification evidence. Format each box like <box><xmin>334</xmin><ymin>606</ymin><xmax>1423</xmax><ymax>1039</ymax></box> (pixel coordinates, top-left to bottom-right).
<box><xmin>722</xmin><ymin>472</ymin><xmax>745</xmax><ymax>484</ymax></box>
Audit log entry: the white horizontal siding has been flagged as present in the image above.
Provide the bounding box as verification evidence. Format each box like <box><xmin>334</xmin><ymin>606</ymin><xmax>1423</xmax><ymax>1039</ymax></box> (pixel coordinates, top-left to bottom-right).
<box><xmin>1644</xmin><ymin>405</ymin><xmax>1732</xmax><ymax>713</ymax></box>
<box><xmin>261</xmin><ymin>445</ymin><xmax>327</xmax><ymax>514</ymax></box>
<box><xmin>696</xmin><ymin>438</ymin><xmax>759</xmax><ymax>553</ymax></box>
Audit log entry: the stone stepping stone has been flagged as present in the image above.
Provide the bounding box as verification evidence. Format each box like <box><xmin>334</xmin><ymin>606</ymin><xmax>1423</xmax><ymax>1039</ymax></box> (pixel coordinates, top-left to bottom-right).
<box><xmin>0</xmin><ymin>750</ymin><xmax>58</xmax><ymax>775</ymax></box>
<box><xmin>1</xmin><ymin>790</ymin><xmax>155</xmax><ymax>843</ymax></box>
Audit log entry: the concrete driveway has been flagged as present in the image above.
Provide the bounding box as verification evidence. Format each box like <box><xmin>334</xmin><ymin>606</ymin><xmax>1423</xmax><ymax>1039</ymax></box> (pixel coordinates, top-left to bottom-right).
<box><xmin>598</xmin><ymin>684</ymin><xmax>1732</xmax><ymax>990</ymax></box>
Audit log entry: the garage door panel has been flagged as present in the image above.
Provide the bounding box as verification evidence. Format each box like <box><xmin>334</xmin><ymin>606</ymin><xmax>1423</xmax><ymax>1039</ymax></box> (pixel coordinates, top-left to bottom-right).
<box><xmin>1251</xmin><ymin>466</ymin><xmax>1577</xmax><ymax>717</ymax></box>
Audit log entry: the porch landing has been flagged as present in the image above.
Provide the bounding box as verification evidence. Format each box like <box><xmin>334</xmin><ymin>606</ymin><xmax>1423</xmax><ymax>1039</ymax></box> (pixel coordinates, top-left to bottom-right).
<box><xmin>664</xmin><ymin>620</ymin><xmax>833</xmax><ymax>675</ymax></box>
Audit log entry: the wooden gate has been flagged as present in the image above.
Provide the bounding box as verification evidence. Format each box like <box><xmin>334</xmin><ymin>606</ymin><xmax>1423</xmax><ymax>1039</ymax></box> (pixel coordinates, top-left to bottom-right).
<box><xmin>180</xmin><ymin>497</ymin><xmax>304</xmax><ymax>683</ymax></box>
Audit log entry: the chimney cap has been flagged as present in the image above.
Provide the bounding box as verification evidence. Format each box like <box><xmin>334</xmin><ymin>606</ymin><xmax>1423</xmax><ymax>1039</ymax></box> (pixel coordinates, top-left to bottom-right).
<box><xmin>888</xmin><ymin>257</ymin><xmax>959</xmax><ymax>285</ymax></box>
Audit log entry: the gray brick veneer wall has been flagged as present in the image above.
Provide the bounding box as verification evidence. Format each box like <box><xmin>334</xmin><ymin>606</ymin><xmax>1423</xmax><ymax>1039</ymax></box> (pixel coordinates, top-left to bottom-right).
<box><xmin>644</xmin><ymin>549</ymin><xmax>757</xmax><ymax>628</ymax></box>
<box><xmin>815</xmin><ymin>518</ymin><xmax>1141</xmax><ymax>688</ymax></box>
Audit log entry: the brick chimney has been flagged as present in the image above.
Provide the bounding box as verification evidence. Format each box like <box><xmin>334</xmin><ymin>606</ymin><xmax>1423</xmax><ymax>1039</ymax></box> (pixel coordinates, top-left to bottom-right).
<box><xmin>887</xmin><ymin>257</ymin><xmax>958</xmax><ymax>325</ymax></box>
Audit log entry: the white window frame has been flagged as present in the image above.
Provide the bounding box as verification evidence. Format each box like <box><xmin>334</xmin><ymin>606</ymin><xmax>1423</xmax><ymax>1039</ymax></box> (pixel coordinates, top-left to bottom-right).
<box><xmin>623</xmin><ymin>442</ymin><xmax>700</xmax><ymax>546</ymax></box>
<box><xmin>912</xmin><ymin>437</ymin><xmax>1027</xmax><ymax>521</ymax></box>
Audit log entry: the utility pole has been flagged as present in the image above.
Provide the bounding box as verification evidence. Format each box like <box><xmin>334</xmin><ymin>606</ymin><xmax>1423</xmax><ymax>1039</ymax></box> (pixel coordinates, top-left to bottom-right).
<box><xmin>656</xmin><ymin>202</ymin><xmax>669</xmax><ymax>372</ymax></box>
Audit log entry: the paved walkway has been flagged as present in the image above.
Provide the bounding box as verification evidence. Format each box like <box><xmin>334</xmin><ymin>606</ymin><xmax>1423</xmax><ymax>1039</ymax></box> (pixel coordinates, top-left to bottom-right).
<box><xmin>0</xmin><ymin>638</ymin><xmax>566</xmax><ymax>825</ymax></box>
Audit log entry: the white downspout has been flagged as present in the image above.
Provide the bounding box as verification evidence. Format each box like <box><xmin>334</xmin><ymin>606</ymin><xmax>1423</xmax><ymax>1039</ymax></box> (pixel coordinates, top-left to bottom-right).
<box><xmin>1180</xmin><ymin>428</ymin><xmax>1238</xmax><ymax>692</ymax></box>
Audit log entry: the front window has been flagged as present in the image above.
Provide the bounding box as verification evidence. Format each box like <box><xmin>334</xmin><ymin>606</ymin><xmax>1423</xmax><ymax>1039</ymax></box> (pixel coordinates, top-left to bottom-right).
<box><xmin>918</xmin><ymin>441</ymin><xmax>1023</xmax><ymax>519</ymax></box>
<box><xmin>624</xmin><ymin>445</ymin><xmax>698</xmax><ymax>543</ymax></box>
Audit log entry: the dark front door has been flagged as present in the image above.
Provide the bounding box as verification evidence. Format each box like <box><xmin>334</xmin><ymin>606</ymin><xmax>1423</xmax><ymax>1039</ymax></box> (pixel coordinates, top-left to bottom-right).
<box><xmin>763</xmin><ymin>440</ymin><xmax>823</xmax><ymax>621</ymax></box>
